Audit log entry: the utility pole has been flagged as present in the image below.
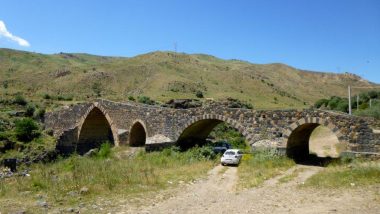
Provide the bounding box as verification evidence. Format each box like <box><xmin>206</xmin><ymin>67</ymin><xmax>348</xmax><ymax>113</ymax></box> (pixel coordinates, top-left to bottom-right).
<box><xmin>370</xmin><ymin>99</ymin><xmax>372</xmax><ymax>108</ymax></box>
<box><xmin>357</xmin><ymin>94</ymin><xmax>359</xmax><ymax>111</ymax></box>
<box><xmin>348</xmin><ymin>86</ymin><xmax>352</xmax><ymax>115</ymax></box>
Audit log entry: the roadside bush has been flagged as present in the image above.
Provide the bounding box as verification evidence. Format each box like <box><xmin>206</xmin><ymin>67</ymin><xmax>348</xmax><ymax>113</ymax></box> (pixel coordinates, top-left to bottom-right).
<box><xmin>15</xmin><ymin>118</ymin><xmax>40</xmax><ymax>142</ymax></box>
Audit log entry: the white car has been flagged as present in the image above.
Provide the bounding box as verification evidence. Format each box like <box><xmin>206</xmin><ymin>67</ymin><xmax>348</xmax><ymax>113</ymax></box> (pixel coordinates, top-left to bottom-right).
<box><xmin>221</xmin><ymin>149</ymin><xmax>243</xmax><ymax>166</ymax></box>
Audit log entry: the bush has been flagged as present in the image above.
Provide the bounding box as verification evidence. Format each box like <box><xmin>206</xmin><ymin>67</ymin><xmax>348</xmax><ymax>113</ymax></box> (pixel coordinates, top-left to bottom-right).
<box><xmin>128</xmin><ymin>96</ymin><xmax>135</xmax><ymax>101</ymax></box>
<box><xmin>354</xmin><ymin>103</ymin><xmax>380</xmax><ymax>119</ymax></box>
<box><xmin>15</xmin><ymin>118</ymin><xmax>40</xmax><ymax>142</ymax></box>
<box><xmin>209</xmin><ymin>123</ymin><xmax>247</xmax><ymax>149</ymax></box>
<box><xmin>137</xmin><ymin>96</ymin><xmax>156</xmax><ymax>105</ymax></box>
<box><xmin>92</xmin><ymin>82</ymin><xmax>102</xmax><ymax>97</ymax></box>
<box><xmin>35</xmin><ymin>108</ymin><xmax>46</xmax><ymax>120</ymax></box>
<box><xmin>43</xmin><ymin>94</ymin><xmax>51</xmax><ymax>99</ymax></box>
<box><xmin>13</xmin><ymin>94</ymin><xmax>27</xmax><ymax>105</ymax></box>
<box><xmin>195</xmin><ymin>91</ymin><xmax>204</xmax><ymax>98</ymax></box>
<box><xmin>96</xmin><ymin>142</ymin><xmax>113</xmax><ymax>159</ymax></box>
<box><xmin>57</xmin><ymin>95</ymin><xmax>73</xmax><ymax>101</ymax></box>
<box><xmin>314</xmin><ymin>99</ymin><xmax>329</xmax><ymax>108</ymax></box>
<box><xmin>25</xmin><ymin>104</ymin><xmax>36</xmax><ymax>117</ymax></box>
<box><xmin>225</xmin><ymin>98</ymin><xmax>253</xmax><ymax>109</ymax></box>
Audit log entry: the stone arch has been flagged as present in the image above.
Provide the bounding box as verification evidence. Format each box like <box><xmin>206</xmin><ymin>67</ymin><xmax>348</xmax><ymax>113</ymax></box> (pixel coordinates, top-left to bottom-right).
<box><xmin>76</xmin><ymin>103</ymin><xmax>119</xmax><ymax>154</ymax></box>
<box><xmin>128</xmin><ymin>120</ymin><xmax>148</xmax><ymax>147</ymax></box>
<box><xmin>283</xmin><ymin>117</ymin><xmax>346</xmax><ymax>161</ymax></box>
<box><xmin>176</xmin><ymin>114</ymin><xmax>251</xmax><ymax>148</ymax></box>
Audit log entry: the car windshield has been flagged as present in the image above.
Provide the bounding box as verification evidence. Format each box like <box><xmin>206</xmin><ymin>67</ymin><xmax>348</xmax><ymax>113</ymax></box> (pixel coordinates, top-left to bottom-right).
<box><xmin>225</xmin><ymin>151</ymin><xmax>235</xmax><ymax>155</ymax></box>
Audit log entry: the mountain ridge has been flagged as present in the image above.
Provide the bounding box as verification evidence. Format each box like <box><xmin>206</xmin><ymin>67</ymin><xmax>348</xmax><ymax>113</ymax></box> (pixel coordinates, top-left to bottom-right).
<box><xmin>0</xmin><ymin>48</ymin><xmax>377</xmax><ymax>109</ymax></box>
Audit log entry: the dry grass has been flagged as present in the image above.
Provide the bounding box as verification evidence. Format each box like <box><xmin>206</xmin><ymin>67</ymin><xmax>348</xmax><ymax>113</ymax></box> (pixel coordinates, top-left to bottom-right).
<box><xmin>304</xmin><ymin>160</ymin><xmax>380</xmax><ymax>188</ymax></box>
<box><xmin>1</xmin><ymin>48</ymin><xmax>376</xmax><ymax>110</ymax></box>
<box><xmin>237</xmin><ymin>149</ymin><xmax>295</xmax><ymax>189</ymax></box>
<box><xmin>0</xmin><ymin>147</ymin><xmax>215</xmax><ymax>213</ymax></box>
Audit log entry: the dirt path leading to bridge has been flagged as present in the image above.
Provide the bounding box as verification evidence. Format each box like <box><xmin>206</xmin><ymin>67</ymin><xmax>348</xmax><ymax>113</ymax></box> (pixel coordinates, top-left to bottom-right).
<box><xmin>113</xmin><ymin>164</ymin><xmax>379</xmax><ymax>214</ymax></box>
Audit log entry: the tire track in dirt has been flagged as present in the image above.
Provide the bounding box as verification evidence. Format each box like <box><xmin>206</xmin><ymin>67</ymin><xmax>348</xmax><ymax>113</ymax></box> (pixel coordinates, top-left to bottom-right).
<box><xmin>114</xmin><ymin>164</ymin><xmax>379</xmax><ymax>214</ymax></box>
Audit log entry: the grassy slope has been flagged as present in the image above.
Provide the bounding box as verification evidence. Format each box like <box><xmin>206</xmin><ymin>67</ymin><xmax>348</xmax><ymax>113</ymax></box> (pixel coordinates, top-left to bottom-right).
<box><xmin>0</xmin><ymin>48</ymin><xmax>377</xmax><ymax>109</ymax></box>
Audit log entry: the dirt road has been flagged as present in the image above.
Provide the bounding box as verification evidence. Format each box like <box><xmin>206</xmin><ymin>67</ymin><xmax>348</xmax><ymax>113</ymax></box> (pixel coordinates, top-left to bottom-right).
<box><xmin>111</xmin><ymin>164</ymin><xmax>380</xmax><ymax>214</ymax></box>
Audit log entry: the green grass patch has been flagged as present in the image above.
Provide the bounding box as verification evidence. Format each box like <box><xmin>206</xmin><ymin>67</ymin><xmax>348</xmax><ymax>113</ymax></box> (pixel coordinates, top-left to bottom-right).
<box><xmin>0</xmin><ymin>147</ymin><xmax>215</xmax><ymax>212</ymax></box>
<box><xmin>304</xmin><ymin>162</ymin><xmax>380</xmax><ymax>188</ymax></box>
<box><xmin>238</xmin><ymin>149</ymin><xmax>295</xmax><ymax>189</ymax></box>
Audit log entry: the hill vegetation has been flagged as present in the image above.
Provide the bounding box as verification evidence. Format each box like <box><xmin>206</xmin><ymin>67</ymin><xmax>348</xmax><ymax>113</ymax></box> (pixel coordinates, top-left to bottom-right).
<box><xmin>314</xmin><ymin>90</ymin><xmax>380</xmax><ymax>119</ymax></box>
<box><xmin>0</xmin><ymin>48</ymin><xmax>378</xmax><ymax>110</ymax></box>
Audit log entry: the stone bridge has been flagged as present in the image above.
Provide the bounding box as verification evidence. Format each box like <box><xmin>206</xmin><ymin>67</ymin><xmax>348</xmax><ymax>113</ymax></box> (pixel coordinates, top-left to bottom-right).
<box><xmin>45</xmin><ymin>99</ymin><xmax>380</xmax><ymax>159</ymax></box>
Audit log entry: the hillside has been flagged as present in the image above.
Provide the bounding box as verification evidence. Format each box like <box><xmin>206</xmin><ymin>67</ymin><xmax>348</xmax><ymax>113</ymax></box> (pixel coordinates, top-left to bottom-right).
<box><xmin>0</xmin><ymin>48</ymin><xmax>377</xmax><ymax>109</ymax></box>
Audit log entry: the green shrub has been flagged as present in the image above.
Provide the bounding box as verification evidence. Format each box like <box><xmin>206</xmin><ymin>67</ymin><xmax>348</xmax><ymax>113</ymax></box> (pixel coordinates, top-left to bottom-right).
<box><xmin>57</xmin><ymin>94</ymin><xmax>73</xmax><ymax>101</ymax></box>
<box><xmin>96</xmin><ymin>142</ymin><xmax>113</xmax><ymax>159</ymax></box>
<box><xmin>92</xmin><ymin>82</ymin><xmax>102</xmax><ymax>97</ymax></box>
<box><xmin>35</xmin><ymin>108</ymin><xmax>46</xmax><ymax>120</ymax></box>
<box><xmin>13</xmin><ymin>94</ymin><xmax>27</xmax><ymax>105</ymax></box>
<box><xmin>25</xmin><ymin>104</ymin><xmax>36</xmax><ymax>117</ymax></box>
<box><xmin>209</xmin><ymin>123</ymin><xmax>247</xmax><ymax>149</ymax></box>
<box><xmin>195</xmin><ymin>91</ymin><xmax>204</xmax><ymax>98</ymax></box>
<box><xmin>314</xmin><ymin>98</ymin><xmax>329</xmax><ymax>108</ymax></box>
<box><xmin>15</xmin><ymin>118</ymin><xmax>40</xmax><ymax>142</ymax></box>
<box><xmin>354</xmin><ymin>103</ymin><xmax>380</xmax><ymax>119</ymax></box>
<box><xmin>225</xmin><ymin>98</ymin><xmax>253</xmax><ymax>109</ymax></box>
<box><xmin>137</xmin><ymin>96</ymin><xmax>156</xmax><ymax>105</ymax></box>
<box><xmin>43</xmin><ymin>94</ymin><xmax>51</xmax><ymax>99</ymax></box>
<box><xmin>128</xmin><ymin>96</ymin><xmax>135</xmax><ymax>101</ymax></box>
<box><xmin>2</xmin><ymin>80</ymin><xmax>9</xmax><ymax>89</ymax></box>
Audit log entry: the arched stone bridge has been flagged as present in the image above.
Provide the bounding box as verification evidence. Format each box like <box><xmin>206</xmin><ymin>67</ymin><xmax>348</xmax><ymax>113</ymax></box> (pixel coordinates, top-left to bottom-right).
<box><xmin>45</xmin><ymin>99</ymin><xmax>380</xmax><ymax>158</ymax></box>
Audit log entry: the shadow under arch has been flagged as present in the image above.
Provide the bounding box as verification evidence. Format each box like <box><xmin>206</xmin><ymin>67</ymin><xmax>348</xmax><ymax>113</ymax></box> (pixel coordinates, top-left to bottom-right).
<box><xmin>176</xmin><ymin>115</ymin><xmax>248</xmax><ymax>150</ymax></box>
<box><xmin>285</xmin><ymin>117</ymin><xmax>345</xmax><ymax>164</ymax></box>
<box><xmin>76</xmin><ymin>106</ymin><xmax>117</xmax><ymax>155</ymax></box>
<box><xmin>129</xmin><ymin>120</ymin><xmax>147</xmax><ymax>147</ymax></box>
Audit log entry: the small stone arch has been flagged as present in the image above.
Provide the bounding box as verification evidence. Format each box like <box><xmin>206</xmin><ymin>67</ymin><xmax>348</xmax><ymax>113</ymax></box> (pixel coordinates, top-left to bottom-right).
<box><xmin>283</xmin><ymin>117</ymin><xmax>347</xmax><ymax>160</ymax></box>
<box><xmin>76</xmin><ymin>103</ymin><xmax>119</xmax><ymax>154</ymax></box>
<box><xmin>128</xmin><ymin>120</ymin><xmax>148</xmax><ymax>147</ymax></box>
<box><xmin>176</xmin><ymin>114</ymin><xmax>252</xmax><ymax>148</ymax></box>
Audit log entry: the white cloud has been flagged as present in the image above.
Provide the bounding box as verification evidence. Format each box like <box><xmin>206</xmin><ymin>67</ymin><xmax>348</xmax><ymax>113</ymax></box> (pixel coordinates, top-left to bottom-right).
<box><xmin>0</xmin><ymin>20</ymin><xmax>30</xmax><ymax>47</ymax></box>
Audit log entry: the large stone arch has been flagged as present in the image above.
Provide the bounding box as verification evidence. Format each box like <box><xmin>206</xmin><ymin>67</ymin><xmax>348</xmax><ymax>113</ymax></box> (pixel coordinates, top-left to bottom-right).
<box><xmin>128</xmin><ymin>120</ymin><xmax>148</xmax><ymax>147</ymax></box>
<box><xmin>176</xmin><ymin>114</ymin><xmax>252</xmax><ymax>148</ymax></box>
<box><xmin>283</xmin><ymin>117</ymin><xmax>347</xmax><ymax>160</ymax></box>
<box><xmin>76</xmin><ymin>103</ymin><xmax>119</xmax><ymax>154</ymax></box>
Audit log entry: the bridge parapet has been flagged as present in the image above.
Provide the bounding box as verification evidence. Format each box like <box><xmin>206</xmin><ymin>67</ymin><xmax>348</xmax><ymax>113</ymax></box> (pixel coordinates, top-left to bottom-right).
<box><xmin>45</xmin><ymin>99</ymin><xmax>380</xmax><ymax>156</ymax></box>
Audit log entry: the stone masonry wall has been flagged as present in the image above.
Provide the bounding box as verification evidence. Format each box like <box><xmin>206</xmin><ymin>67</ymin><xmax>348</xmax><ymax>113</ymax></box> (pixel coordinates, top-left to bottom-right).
<box><xmin>44</xmin><ymin>99</ymin><xmax>380</xmax><ymax>155</ymax></box>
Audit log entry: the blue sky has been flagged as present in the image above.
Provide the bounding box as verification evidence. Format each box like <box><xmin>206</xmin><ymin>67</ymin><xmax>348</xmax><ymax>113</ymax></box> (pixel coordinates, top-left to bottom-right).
<box><xmin>0</xmin><ymin>0</ymin><xmax>379</xmax><ymax>83</ymax></box>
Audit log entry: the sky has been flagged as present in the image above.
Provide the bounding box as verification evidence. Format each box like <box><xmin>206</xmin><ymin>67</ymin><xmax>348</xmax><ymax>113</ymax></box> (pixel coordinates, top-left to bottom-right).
<box><xmin>0</xmin><ymin>0</ymin><xmax>379</xmax><ymax>83</ymax></box>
